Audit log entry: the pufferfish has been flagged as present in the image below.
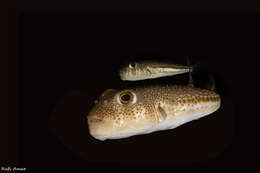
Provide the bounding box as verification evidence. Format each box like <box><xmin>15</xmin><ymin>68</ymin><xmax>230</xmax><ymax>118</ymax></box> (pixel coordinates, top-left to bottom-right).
<box><xmin>87</xmin><ymin>85</ymin><xmax>221</xmax><ymax>141</ymax></box>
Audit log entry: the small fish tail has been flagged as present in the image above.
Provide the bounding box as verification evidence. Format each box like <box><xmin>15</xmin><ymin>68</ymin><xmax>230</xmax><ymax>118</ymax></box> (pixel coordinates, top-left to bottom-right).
<box><xmin>190</xmin><ymin>63</ymin><xmax>200</xmax><ymax>73</ymax></box>
<box><xmin>186</xmin><ymin>56</ymin><xmax>199</xmax><ymax>73</ymax></box>
<box><xmin>186</xmin><ymin>56</ymin><xmax>194</xmax><ymax>87</ymax></box>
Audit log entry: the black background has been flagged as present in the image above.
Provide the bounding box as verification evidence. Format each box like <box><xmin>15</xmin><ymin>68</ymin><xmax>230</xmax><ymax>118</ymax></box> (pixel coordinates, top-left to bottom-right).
<box><xmin>14</xmin><ymin>10</ymin><xmax>256</xmax><ymax>171</ymax></box>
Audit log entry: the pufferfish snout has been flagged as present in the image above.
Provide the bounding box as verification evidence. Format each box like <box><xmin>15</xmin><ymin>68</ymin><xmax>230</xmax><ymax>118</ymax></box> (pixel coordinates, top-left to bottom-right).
<box><xmin>87</xmin><ymin>88</ymin><xmax>161</xmax><ymax>141</ymax></box>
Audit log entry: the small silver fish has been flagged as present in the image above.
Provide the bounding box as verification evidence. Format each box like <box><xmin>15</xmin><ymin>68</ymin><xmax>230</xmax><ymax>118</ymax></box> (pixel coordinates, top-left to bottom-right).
<box><xmin>88</xmin><ymin>85</ymin><xmax>221</xmax><ymax>141</ymax></box>
<box><xmin>119</xmin><ymin>61</ymin><xmax>193</xmax><ymax>81</ymax></box>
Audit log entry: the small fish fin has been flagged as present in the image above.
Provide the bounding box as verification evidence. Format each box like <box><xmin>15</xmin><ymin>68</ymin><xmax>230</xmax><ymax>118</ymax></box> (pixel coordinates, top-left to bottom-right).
<box><xmin>186</xmin><ymin>56</ymin><xmax>194</xmax><ymax>87</ymax></box>
<box><xmin>156</xmin><ymin>105</ymin><xmax>167</xmax><ymax>122</ymax></box>
<box><xmin>190</xmin><ymin>63</ymin><xmax>200</xmax><ymax>73</ymax></box>
<box><xmin>187</xmin><ymin>56</ymin><xmax>204</xmax><ymax>73</ymax></box>
<box><xmin>146</xmin><ymin>66</ymin><xmax>153</xmax><ymax>74</ymax></box>
<box><xmin>207</xmin><ymin>74</ymin><xmax>216</xmax><ymax>91</ymax></box>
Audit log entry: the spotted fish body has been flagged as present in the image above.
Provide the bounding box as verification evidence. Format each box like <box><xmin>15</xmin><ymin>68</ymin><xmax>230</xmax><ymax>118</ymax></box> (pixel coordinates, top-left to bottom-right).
<box><xmin>88</xmin><ymin>85</ymin><xmax>221</xmax><ymax>141</ymax></box>
<box><xmin>119</xmin><ymin>61</ymin><xmax>191</xmax><ymax>81</ymax></box>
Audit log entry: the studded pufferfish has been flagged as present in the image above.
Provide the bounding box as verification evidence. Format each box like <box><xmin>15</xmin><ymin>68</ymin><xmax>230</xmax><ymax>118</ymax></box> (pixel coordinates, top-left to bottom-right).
<box><xmin>87</xmin><ymin>85</ymin><xmax>221</xmax><ymax>141</ymax></box>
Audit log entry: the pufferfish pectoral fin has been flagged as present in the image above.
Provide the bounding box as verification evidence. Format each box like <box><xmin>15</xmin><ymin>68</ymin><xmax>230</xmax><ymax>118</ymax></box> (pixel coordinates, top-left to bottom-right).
<box><xmin>156</xmin><ymin>105</ymin><xmax>167</xmax><ymax>122</ymax></box>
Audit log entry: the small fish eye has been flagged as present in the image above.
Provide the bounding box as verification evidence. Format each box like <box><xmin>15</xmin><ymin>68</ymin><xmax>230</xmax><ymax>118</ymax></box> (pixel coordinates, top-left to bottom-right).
<box><xmin>129</xmin><ymin>62</ymin><xmax>136</xmax><ymax>68</ymax></box>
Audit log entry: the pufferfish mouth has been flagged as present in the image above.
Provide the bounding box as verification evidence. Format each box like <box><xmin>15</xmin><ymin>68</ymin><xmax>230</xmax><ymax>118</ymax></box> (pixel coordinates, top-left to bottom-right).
<box><xmin>87</xmin><ymin>118</ymin><xmax>158</xmax><ymax>141</ymax></box>
<box><xmin>89</xmin><ymin>127</ymin><xmax>157</xmax><ymax>141</ymax></box>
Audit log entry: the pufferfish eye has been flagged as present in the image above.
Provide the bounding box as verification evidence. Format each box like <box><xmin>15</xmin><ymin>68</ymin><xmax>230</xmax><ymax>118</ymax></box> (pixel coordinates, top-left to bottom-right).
<box><xmin>118</xmin><ymin>90</ymin><xmax>136</xmax><ymax>105</ymax></box>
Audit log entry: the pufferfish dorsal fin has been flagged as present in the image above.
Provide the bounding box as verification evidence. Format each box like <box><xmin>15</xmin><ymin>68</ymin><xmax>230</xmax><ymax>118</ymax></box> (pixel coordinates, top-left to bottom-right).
<box><xmin>156</xmin><ymin>105</ymin><xmax>167</xmax><ymax>122</ymax></box>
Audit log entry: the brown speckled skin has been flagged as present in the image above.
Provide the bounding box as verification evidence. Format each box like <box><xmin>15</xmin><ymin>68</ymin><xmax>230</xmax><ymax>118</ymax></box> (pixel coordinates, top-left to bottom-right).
<box><xmin>88</xmin><ymin>85</ymin><xmax>220</xmax><ymax>139</ymax></box>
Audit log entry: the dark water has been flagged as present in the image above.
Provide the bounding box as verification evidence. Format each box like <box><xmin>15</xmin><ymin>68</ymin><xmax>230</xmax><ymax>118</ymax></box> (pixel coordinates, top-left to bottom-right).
<box><xmin>17</xmin><ymin>10</ymin><xmax>254</xmax><ymax>171</ymax></box>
